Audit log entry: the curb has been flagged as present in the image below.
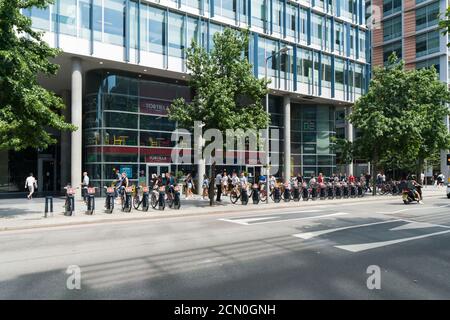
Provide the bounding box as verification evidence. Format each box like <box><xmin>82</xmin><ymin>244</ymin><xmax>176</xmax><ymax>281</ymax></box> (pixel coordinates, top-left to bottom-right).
<box><xmin>0</xmin><ymin>193</ymin><xmax>446</xmax><ymax>233</ymax></box>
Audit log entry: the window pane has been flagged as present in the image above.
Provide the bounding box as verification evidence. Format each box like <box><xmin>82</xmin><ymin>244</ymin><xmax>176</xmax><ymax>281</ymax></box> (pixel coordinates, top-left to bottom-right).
<box><xmin>104</xmin><ymin>0</ymin><xmax>125</xmax><ymax>46</ymax></box>
<box><xmin>149</xmin><ymin>7</ymin><xmax>166</xmax><ymax>55</ymax></box>
<box><xmin>169</xmin><ymin>12</ymin><xmax>185</xmax><ymax>58</ymax></box>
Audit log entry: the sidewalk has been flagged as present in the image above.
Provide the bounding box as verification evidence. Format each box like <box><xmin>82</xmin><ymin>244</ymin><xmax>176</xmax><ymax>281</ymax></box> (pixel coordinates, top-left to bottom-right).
<box><xmin>0</xmin><ymin>187</ymin><xmax>446</xmax><ymax>231</ymax></box>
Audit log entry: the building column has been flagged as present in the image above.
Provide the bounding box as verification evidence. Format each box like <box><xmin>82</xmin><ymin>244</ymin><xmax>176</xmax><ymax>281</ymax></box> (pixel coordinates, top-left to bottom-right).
<box><xmin>345</xmin><ymin>106</ymin><xmax>354</xmax><ymax>176</ymax></box>
<box><xmin>60</xmin><ymin>90</ymin><xmax>71</xmax><ymax>190</ymax></box>
<box><xmin>71</xmin><ymin>58</ymin><xmax>82</xmax><ymax>196</ymax></box>
<box><xmin>283</xmin><ymin>96</ymin><xmax>291</xmax><ymax>181</ymax></box>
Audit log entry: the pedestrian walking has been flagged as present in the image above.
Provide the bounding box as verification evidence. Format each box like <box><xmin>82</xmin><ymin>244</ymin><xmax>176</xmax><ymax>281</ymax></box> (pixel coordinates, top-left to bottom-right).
<box><xmin>202</xmin><ymin>174</ymin><xmax>209</xmax><ymax>200</ymax></box>
<box><xmin>25</xmin><ymin>173</ymin><xmax>37</xmax><ymax>200</ymax></box>
<box><xmin>185</xmin><ymin>173</ymin><xmax>194</xmax><ymax>198</ymax></box>
<box><xmin>215</xmin><ymin>171</ymin><xmax>222</xmax><ymax>202</ymax></box>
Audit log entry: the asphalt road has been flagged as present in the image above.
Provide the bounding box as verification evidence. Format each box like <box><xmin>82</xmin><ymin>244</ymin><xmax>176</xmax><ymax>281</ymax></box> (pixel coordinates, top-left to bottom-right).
<box><xmin>0</xmin><ymin>194</ymin><xmax>449</xmax><ymax>299</ymax></box>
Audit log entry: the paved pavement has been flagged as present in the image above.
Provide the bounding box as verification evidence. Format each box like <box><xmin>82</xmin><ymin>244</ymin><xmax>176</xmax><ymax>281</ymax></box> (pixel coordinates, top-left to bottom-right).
<box><xmin>0</xmin><ymin>187</ymin><xmax>445</xmax><ymax>231</ymax></box>
<box><xmin>0</xmin><ymin>187</ymin><xmax>449</xmax><ymax>299</ymax></box>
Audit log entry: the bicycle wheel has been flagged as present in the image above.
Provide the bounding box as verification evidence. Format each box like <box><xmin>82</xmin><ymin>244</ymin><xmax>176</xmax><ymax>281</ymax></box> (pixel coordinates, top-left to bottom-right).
<box><xmin>121</xmin><ymin>195</ymin><xmax>126</xmax><ymax>211</ymax></box>
<box><xmin>64</xmin><ymin>198</ymin><xmax>72</xmax><ymax>216</ymax></box>
<box><xmin>151</xmin><ymin>193</ymin><xmax>158</xmax><ymax>209</ymax></box>
<box><xmin>230</xmin><ymin>191</ymin><xmax>239</xmax><ymax>204</ymax></box>
<box><xmin>108</xmin><ymin>196</ymin><xmax>114</xmax><ymax>214</ymax></box>
<box><xmin>126</xmin><ymin>195</ymin><xmax>132</xmax><ymax>212</ymax></box>
<box><xmin>133</xmin><ymin>194</ymin><xmax>141</xmax><ymax>210</ymax></box>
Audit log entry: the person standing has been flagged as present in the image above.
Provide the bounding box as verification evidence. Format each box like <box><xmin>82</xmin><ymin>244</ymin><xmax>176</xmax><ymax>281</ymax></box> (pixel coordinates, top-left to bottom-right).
<box><xmin>317</xmin><ymin>173</ymin><xmax>324</xmax><ymax>184</ymax></box>
<box><xmin>215</xmin><ymin>171</ymin><xmax>222</xmax><ymax>202</ymax></box>
<box><xmin>364</xmin><ymin>172</ymin><xmax>372</xmax><ymax>192</ymax></box>
<box><xmin>437</xmin><ymin>173</ymin><xmax>445</xmax><ymax>187</ymax></box>
<box><xmin>420</xmin><ymin>172</ymin><xmax>425</xmax><ymax>186</ymax></box>
<box><xmin>81</xmin><ymin>172</ymin><xmax>90</xmax><ymax>202</ymax></box>
<box><xmin>25</xmin><ymin>173</ymin><xmax>37</xmax><ymax>200</ymax></box>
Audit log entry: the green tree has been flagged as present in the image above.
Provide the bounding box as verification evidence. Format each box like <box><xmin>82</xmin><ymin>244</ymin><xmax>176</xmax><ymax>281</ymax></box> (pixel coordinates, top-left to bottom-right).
<box><xmin>0</xmin><ymin>0</ymin><xmax>75</xmax><ymax>150</ymax></box>
<box><xmin>349</xmin><ymin>54</ymin><xmax>450</xmax><ymax>194</ymax></box>
<box><xmin>439</xmin><ymin>6</ymin><xmax>450</xmax><ymax>46</ymax></box>
<box><xmin>407</xmin><ymin>66</ymin><xmax>450</xmax><ymax>178</ymax></box>
<box><xmin>168</xmin><ymin>28</ymin><xmax>270</xmax><ymax>205</ymax></box>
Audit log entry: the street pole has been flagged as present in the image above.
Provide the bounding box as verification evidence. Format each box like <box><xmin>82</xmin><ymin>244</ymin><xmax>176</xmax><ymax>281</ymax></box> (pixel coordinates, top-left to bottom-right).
<box><xmin>265</xmin><ymin>59</ymin><xmax>270</xmax><ymax>203</ymax></box>
<box><xmin>264</xmin><ymin>47</ymin><xmax>290</xmax><ymax>203</ymax></box>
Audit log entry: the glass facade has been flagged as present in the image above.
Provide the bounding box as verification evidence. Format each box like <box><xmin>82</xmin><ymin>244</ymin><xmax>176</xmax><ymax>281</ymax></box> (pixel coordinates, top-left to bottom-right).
<box><xmin>84</xmin><ymin>71</ymin><xmax>193</xmax><ymax>189</ymax></box>
<box><xmin>15</xmin><ymin>0</ymin><xmax>371</xmax><ymax>196</ymax></box>
<box><xmin>291</xmin><ymin>104</ymin><xmax>336</xmax><ymax>177</ymax></box>
<box><xmin>23</xmin><ymin>0</ymin><xmax>369</xmax><ymax>102</ymax></box>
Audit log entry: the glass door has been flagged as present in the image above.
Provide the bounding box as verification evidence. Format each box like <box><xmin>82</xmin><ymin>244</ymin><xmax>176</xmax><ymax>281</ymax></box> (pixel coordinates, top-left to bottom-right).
<box><xmin>146</xmin><ymin>164</ymin><xmax>171</xmax><ymax>186</ymax></box>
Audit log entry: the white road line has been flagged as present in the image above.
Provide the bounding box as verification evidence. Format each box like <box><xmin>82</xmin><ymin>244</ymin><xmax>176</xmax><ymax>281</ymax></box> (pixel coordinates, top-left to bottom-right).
<box><xmin>292</xmin><ymin>220</ymin><xmax>401</xmax><ymax>240</ymax></box>
<box><xmin>389</xmin><ymin>221</ymin><xmax>442</xmax><ymax>231</ymax></box>
<box><xmin>219</xmin><ymin>212</ymin><xmax>349</xmax><ymax>225</ymax></box>
<box><xmin>218</xmin><ymin>216</ymin><xmax>280</xmax><ymax>225</ymax></box>
<box><xmin>334</xmin><ymin>230</ymin><xmax>450</xmax><ymax>252</ymax></box>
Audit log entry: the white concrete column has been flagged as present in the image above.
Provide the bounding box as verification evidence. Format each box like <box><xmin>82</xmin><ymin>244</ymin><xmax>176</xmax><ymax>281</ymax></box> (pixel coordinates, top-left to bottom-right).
<box><xmin>71</xmin><ymin>58</ymin><xmax>82</xmax><ymax>195</ymax></box>
<box><xmin>283</xmin><ymin>96</ymin><xmax>291</xmax><ymax>181</ymax></box>
<box><xmin>60</xmin><ymin>90</ymin><xmax>71</xmax><ymax>190</ymax></box>
<box><xmin>345</xmin><ymin>106</ymin><xmax>354</xmax><ymax>176</ymax></box>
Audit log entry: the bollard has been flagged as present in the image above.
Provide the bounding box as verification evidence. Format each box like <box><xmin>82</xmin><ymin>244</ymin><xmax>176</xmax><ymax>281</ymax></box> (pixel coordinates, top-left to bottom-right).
<box><xmin>44</xmin><ymin>196</ymin><xmax>53</xmax><ymax>218</ymax></box>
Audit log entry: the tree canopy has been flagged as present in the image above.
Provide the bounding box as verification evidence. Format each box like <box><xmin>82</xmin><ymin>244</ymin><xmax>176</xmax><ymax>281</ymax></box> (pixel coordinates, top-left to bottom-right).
<box><xmin>168</xmin><ymin>27</ymin><xmax>270</xmax><ymax>132</ymax></box>
<box><xmin>0</xmin><ymin>0</ymin><xmax>75</xmax><ymax>150</ymax></box>
<box><xmin>349</xmin><ymin>54</ymin><xmax>450</xmax><ymax>184</ymax></box>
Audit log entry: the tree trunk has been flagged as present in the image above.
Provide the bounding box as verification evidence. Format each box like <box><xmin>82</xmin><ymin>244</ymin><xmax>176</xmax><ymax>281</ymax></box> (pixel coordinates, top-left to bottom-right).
<box><xmin>372</xmin><ymin>153</ymin><xmax>378</xmax><ymax>196</ymax></box>
<box><xmin>417</xmin><ymin>157</ymin><xmax>424</xmax><ymax>185</ymax></box>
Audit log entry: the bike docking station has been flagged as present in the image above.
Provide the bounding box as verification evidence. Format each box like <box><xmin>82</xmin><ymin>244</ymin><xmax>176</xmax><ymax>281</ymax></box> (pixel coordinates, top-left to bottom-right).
<box><xmin>86</xmin><ymin>187</ymin><xmax>96</xmax><ymax>215</ymax></box>
<box><xmin>44</xmin><ymin>196</ymin><xmax>53</xmax><ymax>218</ymax></box>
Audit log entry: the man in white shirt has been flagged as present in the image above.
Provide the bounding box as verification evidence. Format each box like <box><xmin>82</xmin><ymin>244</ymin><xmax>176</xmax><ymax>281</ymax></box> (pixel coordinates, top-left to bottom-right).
<box><xmin>25</xmin><ymin>173</ymin><xmax>37</xmax><ymax>200</ymax></box>
<box><xmin>82</xmin><ymin>172</ymin><xmax>90</xmax><ymax>201</ymax></box>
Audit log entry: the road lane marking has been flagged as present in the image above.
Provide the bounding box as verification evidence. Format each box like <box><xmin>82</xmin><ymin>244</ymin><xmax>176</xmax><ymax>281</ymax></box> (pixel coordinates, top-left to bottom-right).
<box><xmin>389</xmin><ymin>221</ymin><xmax>441</xmax><ymax>231</ymax></box>
<box><xmin>219</xmin><ymin>212</ymin><xmax>349</xmax><ymax>225</ymax></box>
<box><xmin>293</xmin><ymin>220</ymin><xmax>401</xmax><ymax>240</ymax></box>
<box><xmin>218</xmin><ymin>216</ymin><xmax>280</xmax><ymax>225</ymax></box>
<box><xmin>334</xmin><ymin>230</ymin><xmax>450</xmax><ymax>252</ymax></box>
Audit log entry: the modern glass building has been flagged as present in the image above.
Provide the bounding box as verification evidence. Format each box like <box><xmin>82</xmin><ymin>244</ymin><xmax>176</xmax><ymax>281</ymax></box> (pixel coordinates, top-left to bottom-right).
<box><xmin>3</xmin><ymin>0</ymin><xmax>370</xmax><ymax>197</ymax></box>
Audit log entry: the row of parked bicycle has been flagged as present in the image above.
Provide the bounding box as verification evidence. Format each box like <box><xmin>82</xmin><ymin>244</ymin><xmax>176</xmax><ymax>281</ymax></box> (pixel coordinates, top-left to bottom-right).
<box><xmin>103</xmin><ymin>185</ymin><xmax>182</xmax><ymax>213</ymax></box>
<box><xmin>60</xmin><ymin>180</ymin><xmax>406</xmax><ymax>215</ymax></box>
<box><xmin>230</xmin><ymin>180</ymin><xmax>378</xmax><ymax>205</ymax></box>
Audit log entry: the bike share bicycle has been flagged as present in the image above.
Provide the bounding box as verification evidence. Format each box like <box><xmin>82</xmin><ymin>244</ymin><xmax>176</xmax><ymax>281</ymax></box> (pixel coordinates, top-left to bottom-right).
<box><xmin>120</xmin><ymin>186</ymin><xmax>133</xmax><ymax>212</ymax></box>
<box><xmin>133</xmin><ymin>185</ymin><xmax>150</xmax><ymax>212</ymax></box>
<box><xmin>166</xmin><ymin>185</ymin><xmax>181</xmax><ymax>209</ymax></box>
<box><xmin>104</xmin><ymin>186</ymin><xmax>115</xmax><ymax>213</ymax></box>
<box><xmin>64</xmin><ymin>185</ymin><xmax>77</xmax><ymax>216</ymax></box>
<box><xmin>85</xmin><ymin>187</ymin><xmax>96</xmax><ymax>215</ymax></box>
